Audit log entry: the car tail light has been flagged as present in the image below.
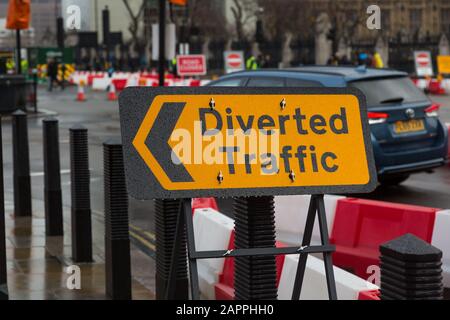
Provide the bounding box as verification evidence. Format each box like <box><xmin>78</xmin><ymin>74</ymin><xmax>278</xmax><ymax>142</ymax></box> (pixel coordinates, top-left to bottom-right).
<box><xmin>368</xmin><ymin>112</ymin><xmax>389</xmax><ymax>124</ymax></box>
<box><xmin>425</xmin><ymin>103</ymin><xmax>440</xmax><ymax>117</ymax></box>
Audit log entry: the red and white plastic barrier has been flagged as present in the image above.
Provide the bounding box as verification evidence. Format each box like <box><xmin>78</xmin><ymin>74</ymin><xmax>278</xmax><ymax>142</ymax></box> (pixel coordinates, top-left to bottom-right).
<box><xmin>275</xmin><ymin>196</ymin><xmax>450</xmax><ymax>288</ymax></box>
<box><xmin>189</xmin><ymin>195</ymin><xmax>450</xmax><ymax>299</ymax></box>
<box><xmin>69</xmin><ymin>71</ymin><xmax>209</xmax><ymax>89</ymax></box>
<box><xmin>193</xmin><ymin>203</ymin><xmax>379</xmax><ymax>300</ymax></box>
<box><xmin>193</xmin><ymin>207</ymin><xmax>234</xmax><ymax>300</ymax></box>
<box><xmin>412</xmin><ymin>77</ymin><xmax>449</xmax><ymax>95</ymax></box>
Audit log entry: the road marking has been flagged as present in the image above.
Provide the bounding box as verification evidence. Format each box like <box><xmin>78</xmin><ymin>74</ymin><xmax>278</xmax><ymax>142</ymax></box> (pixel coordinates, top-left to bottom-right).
<box><xmin>129</xmin><ymin>230</ymin><xmax>155</xmax><ymax>252</ymax></box>
<box><xmin>91</xmin><ymin>211</ymin><xmax>157</xmax><ymax>254</ymax></box>
<box><xmin>129</xmin><ymin>224</ymin><xmax>156</xmax><ymax>241</ymax></box>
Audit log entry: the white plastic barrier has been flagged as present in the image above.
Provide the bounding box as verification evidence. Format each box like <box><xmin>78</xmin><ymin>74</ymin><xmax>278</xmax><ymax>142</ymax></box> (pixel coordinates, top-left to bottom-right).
<box><xmin>415</xmin><ymin>79</ymin><xmax>429</xmax><ymax>90</ymax></box>
<box><xmin>92</xmin><ymin>77</ymin><xmax>111</xmax><ymax>90</ymax></box>
<box><xmin>125</xmin><ymin>73</ymin><xmax>140</xmax><ymax>87</ymax></box>
<box><xmin>431</xmin><ymin>209</ymin><xmax>450</xmax><ymax>288</ymax></box>
<box><xmin>71</xmin><ymin>73</ymin><xmax>88</xmax><ymax>85</ymax></box>
<box><xmin>193</xmin><ymin>208</ymin><xmax>234</xmax><ymax>300</ymax></box>
<box><xmin>274</xmin><ymin>194</ymin><xmax>344</xmax><ymax>245</ymax></box>
<box><xmin>278</xmin><ymin>254</ymin><xmax>378</xmax><ymax>300</ymax></box>
<box><xmin>441</xmin><ymin>79</ymin><xmax>450</xmax><ymax>93</ymax></box>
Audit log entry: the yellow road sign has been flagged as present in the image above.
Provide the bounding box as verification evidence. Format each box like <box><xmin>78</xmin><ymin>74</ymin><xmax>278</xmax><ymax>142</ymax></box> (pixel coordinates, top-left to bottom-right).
<box><xmin>437</xmin><ymin>55</ymin><xmax>450</xmax><ymax>74</ymax></box>
<box><xmin>119</xmin><ymin>87</ymin><xmax>376</xmax><ymax>199</ymax></box>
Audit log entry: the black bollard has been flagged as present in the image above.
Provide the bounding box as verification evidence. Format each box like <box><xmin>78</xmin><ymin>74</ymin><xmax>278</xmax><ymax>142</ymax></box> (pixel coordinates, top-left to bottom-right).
<box><xmin>103</xmin><ymin>139</ymin><xmax>131</xmax><ymax>300</ymax></box>
<box><xmin>380</xmin><ymin>233</ymin><xmax>443</xmax><ymax>300</ymax></box>
<box><xmin>69</xmin><ymin>125</ymin><xmax>92</xmax><ymax>263</ymax></box>
<box><xmin>12</xmin><ymin>110</ymin><xmax>32</xmax><ymax>217</ymax></box>
<box><xmin>0</xmin><ymin>117</ymin><xmax>8</xmax><ymax>300</ymax></box>
<box><xmin>155</xmin><ymin>199</ymin><xmax>189</xmax><ymax>299</ymax></box>
<box><xmin>234</xmin><ymin>196</ymin><xmax>278</xmax><ymax>300</ymax></box>
<box><xmin>43</xmin><ymin>118</ymin><xmax>63</xmax><ymax>236</ymax></box>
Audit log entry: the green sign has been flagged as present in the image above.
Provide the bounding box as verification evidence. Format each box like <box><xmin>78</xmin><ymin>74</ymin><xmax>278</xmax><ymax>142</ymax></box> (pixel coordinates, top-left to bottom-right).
<box><xmin>28</xmin><ymin>47</ymin><xmax>74</xmax><ymax>65</ymax></box>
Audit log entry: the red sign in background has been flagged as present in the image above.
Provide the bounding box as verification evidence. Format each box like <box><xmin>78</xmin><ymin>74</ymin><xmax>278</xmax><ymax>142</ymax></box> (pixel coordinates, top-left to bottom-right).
<box><xmin>227</xmin><ymin>53</ymin><xmax>243</xmax><ymax>68</ymax></box>
<box><xmin>416</xmin><ymin>53</ymin><xmax>430</xmax><ymax>67</ymax></box>
<box><xmin>177</xmin><ymin>55</ymin><xmax>206</xmax><ymax>76</ymax></box>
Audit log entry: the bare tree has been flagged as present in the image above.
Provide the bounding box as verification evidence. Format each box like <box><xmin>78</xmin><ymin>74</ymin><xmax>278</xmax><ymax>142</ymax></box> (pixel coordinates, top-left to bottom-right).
<box><xmin>325</xmin><ymin>0</ymin><xmax>374</xmax><ymax>45</ymax></box>
<box><xmin>122</xmin><ymin>0</ymin><xmax>146</xmax><ymax>53</ymax></box>
<box><xmin>230</xmin><ymin>0</ymin><xmax>257</xmax><ymax>42</ymax></box>
<box><xmin>187</xmin><ymin>0</ymin><xmax>227</xmax><ymax>38</ymax></box>
<box><xmin>258</xmin><ymin>0</ymin><xmax>316</xmax><ymax>41</ymax></box>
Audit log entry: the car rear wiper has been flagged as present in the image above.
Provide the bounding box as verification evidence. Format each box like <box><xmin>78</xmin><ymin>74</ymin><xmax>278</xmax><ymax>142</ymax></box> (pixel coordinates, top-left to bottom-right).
<box><xmin>379</xmin><ymin>97</ymin><xmax>404</xmax><ymax>104</ymax></box>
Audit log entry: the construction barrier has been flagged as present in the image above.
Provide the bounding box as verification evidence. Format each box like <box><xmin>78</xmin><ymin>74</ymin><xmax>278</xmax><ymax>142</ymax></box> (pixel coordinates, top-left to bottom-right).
<box><xmin>193</xmin><ymin>208</ymin><xmax>234</xmax><ymax>300</ymax></box>
<box><xmin>412</xmin><ymin>77</ymin><xmax>450</xmax><ymax>94</ymax></box>
<box><xmin>193</xmin><ymin>206</ymin><xmax>380</xmax><ymax>300</ymax></box>
<box><xmin>278</xmin><ymin>254</ymin><xmax>379</xmax><ymax>300</ymax></box>
<box><xmin>275</xmin><ymin>195</ymin><xmax>344</xmax><ymax>245</ymax></box>
<box><xmin>92</xmin><ymin>77</ymin><xmax>111</xmax><ymax>91</ymax></box>
<box><xmin>330</xmin><ymin>198</ymin><xmax>439</xmax><ymax>279</ymax></box>
<box><xmin>193</xmin><ymin>195</ymin><xmax>450</xmax><ymax>298</ymax></box>
<box><xmin>275</xmin><ymin>195</ymin><xmax>450</xmax><ymax>288</ymax></box>
<box><xmin>69</xmin><ymin>71</ymin><xmax>208</xmax><ymax>89</ymax></box>
<box><xmin>192</xmin><ymin>197</ymin><xmax>218</xmax><ymax>213</ymax></box>
<box><xmin>431</xmin><ymin>210</ymin><xmax>450</xmax><ymax>288</ymax></box>
<box><xmin>428</xmin><ymin>79</ymin><xmax>446</xmax><ymax>95</ymax></box>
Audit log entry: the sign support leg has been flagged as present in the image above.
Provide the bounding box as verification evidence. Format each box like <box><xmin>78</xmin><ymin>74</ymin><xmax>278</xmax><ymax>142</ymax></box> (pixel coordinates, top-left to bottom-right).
<box><xmin>183</xmin><ymin>199</ymin><xmax>200</xmax><ymax>300</ymax></box>
<box><xmin>291</xmin><ymin>195</ymin><xmax>317</xmax><ymax>300</ymax></box>
<box><xmin>317</xmin><ymin>195</ymin><xmax>337</xmax><ymax>300</ymax></box>
<box><xmin>291</xmin><ymin>195</ymin><xmax>337</xmax><ymax>300</ymax></box>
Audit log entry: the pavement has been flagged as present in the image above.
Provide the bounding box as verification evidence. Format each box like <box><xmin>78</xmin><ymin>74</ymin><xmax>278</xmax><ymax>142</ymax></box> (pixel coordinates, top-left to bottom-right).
<box><xmin>1</xmin><ymin>85</ymin><xmax>449</xmax><ymax>299</ymax></box>
<box><xmin>1</xmin><ymin>86</ymin><xmax>155</xmax><ymax>299</ymax></box>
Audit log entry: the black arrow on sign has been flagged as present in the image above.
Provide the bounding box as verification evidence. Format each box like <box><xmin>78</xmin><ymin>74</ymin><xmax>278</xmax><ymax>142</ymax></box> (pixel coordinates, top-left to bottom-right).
<box><xmin>145</xmin><ymin>102</ymin><xmax>194</xmax><ymax>183</ymax></box>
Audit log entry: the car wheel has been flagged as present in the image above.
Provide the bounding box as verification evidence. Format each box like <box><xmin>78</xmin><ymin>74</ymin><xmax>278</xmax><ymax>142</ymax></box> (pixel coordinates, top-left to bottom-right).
<box><xmin>379</xmin><ymin>174</ymin><xmax>410</xmax><ymax>186</ymax></box>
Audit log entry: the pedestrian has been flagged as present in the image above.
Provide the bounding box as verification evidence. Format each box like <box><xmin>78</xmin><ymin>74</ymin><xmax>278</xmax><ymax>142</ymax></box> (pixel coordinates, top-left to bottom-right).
<box><xmin>373</xmin><ymin>52</ymin><xmax>384</xmax><ymax>68</ymax></box>
<box><xmin>170</xmin><ymin>57</ymin><xmax>177</xmax><ymax>76</ymax></box>
<box><xmin>246</xmin><ymin>55</ymin><xmax>259</xmax><ymax>70</ymax></box>
<box><xmin>327</xmin><ymin>54</ymin><xmax>339</xmax><ymax>66</ymax></box>
<box><xmin>47</xmin><ymin>58</ymin><xmax>58</xmax><ymax>92</ymax></box>
<box><xmin>261</xmin><ymin>54</ymin><xmax>272</xmax><ymax>68</ymax></box>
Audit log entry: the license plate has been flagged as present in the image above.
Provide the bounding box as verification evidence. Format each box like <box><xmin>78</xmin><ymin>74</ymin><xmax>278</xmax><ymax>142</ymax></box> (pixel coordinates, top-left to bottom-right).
<box><xmin>394</xmin><ymin>119</ymin><xmax>425</xmax><ymax>133</ymax></box>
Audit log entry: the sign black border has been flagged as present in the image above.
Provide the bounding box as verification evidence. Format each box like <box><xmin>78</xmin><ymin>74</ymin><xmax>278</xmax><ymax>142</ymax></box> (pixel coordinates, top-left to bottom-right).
<box><xmin>119</xmin><ymin>86</ymin><xmax>377</xmax><ymax>200</ymax></box>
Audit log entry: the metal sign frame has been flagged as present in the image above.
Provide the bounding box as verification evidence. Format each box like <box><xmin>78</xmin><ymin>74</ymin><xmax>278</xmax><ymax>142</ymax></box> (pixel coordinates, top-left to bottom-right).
<box><xmin>119</xmin><ymin>87</ymin><xmax>377</xmax><ymax>200</ymax></box>
<box><xmin>165</xmin><ymin>195</ymin><xmax>337</xmax><ymax>300</ymax></box>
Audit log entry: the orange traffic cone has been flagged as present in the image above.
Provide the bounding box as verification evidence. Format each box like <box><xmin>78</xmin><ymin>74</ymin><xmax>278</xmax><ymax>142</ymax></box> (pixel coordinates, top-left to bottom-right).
<box><xmin>108</xmin><ymin>82</ymin><xmax>117</xmax><ymax>101</ymax></box>
<box><xmin>76</xmin><ymin>81</ymin><xmax>86</xmax><ymax>102</ymax></box>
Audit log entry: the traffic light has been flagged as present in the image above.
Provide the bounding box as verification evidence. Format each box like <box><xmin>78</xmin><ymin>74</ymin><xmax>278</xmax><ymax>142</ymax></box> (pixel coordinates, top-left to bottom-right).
<box><xmin>169</xmin><ymin>0</ymin><xmax>187</xmax><ymax>6</ymax></box>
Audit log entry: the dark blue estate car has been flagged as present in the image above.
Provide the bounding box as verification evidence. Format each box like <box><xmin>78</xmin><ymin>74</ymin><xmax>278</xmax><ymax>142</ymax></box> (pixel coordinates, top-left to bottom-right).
<box><xmin>208</xmin><ymin>66</ymin><xmax>448</xmax><ymax>185</ymax></box>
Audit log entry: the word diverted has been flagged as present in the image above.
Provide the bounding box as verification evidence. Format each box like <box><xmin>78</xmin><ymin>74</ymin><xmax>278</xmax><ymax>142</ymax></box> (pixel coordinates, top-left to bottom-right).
<box><xmin>199</xmin><ymin>107</ymin><xmax>348</xmax><ymax>174</ymax></box>
<box><xmin>119</xmin><ymin>87</ymin><xmax>377</xmax><ymax>199</ymax></box>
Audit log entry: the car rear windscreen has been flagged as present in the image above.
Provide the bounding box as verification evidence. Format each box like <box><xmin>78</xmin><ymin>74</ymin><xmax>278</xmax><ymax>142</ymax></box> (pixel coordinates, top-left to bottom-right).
<box><xmin>349</xmin><ymin>76</ymin><xmax>429</xmax><ymax>107</ymax></box>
